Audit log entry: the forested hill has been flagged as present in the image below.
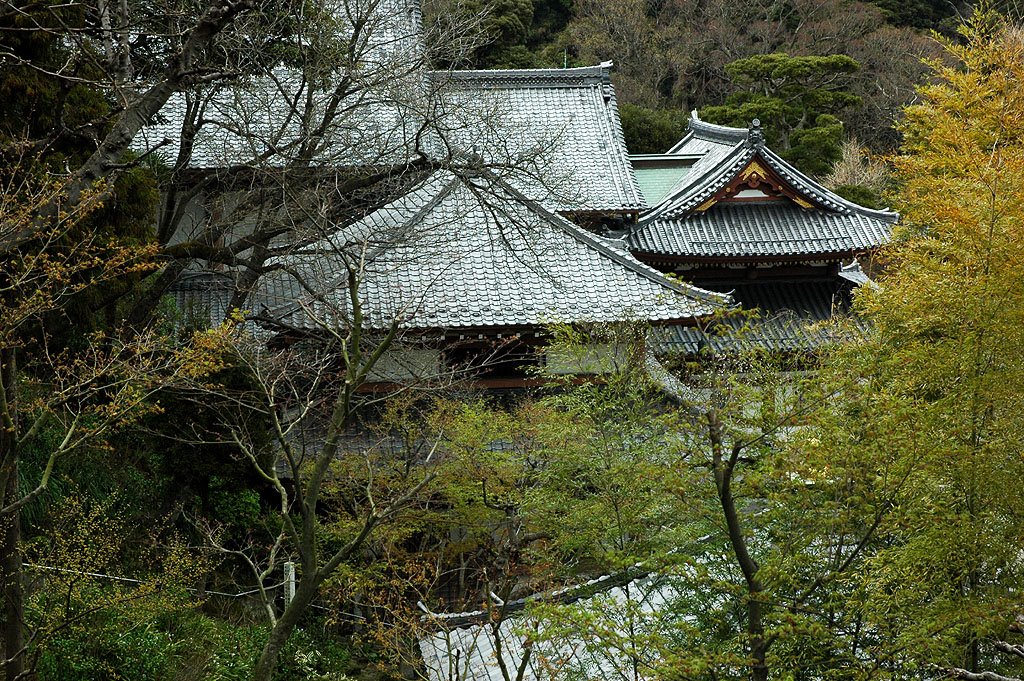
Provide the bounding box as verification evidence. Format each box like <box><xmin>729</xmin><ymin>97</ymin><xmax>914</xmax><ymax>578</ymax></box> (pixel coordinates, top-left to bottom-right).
<box><xmin>425</xmin><ymin>0</ymin><xmax>1007</xmax><ymax>158</ymax></box>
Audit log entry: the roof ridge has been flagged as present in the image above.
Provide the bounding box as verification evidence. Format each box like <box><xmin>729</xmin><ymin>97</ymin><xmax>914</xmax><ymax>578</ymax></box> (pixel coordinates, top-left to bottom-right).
<box><xmin>665</xmin><ymin>130</ymin><xmax>695</xmax><ymax>154</ymax></box>
<box><xmin>428</xmin><ymin>63</ymin><xmax>613</xmax><ymax>88</ymax></box>
<box><xmin>687</xmin><ymin>110</ymin><xmax>748</xmax><ymax>144</ymax></box>
<box><xmin>591</xmin><ymin>78</ymin><xmax>646</xmax><ymax>210</ymax></box>
<box><xmin>756</xmin><ymin>145</ymin><xmax>898</xmax><ymax>222</ymax></box>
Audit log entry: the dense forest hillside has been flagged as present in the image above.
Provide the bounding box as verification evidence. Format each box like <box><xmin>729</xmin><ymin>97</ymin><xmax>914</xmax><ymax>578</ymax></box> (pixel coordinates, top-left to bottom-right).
<box><xmin>426</xmin><ymin>0</ymin><xmax>1010</xmax><ymax>159</ymax></box>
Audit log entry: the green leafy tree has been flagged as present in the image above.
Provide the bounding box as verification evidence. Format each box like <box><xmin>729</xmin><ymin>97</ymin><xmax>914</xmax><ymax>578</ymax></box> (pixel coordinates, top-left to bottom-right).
<box><xmin>866</xmin><ymin>0</ymin><xmax>960</xmax><ymax>29</ymax></box>
<box><xmin>702</xmin><ymin>53</ymin><xmax>862</xmax><ymax>176</ymax></box>
<box><xmin>424</xmin><ymin>0</ymin><xmax>536</xmax><ymax>67</ymax></box>
<box><xmin>619</xmin><ymin>104</ymin><xmax>689</xmax><ymax>154</ymax></box>
<box><xmin>831</xmin><ymin>12</ymin><xmax>1024</xmax><ymax>679</ymax></box>
<box><xmin>444</xmin><ymin>327</ymin><xmax>905</xmax><ymax>681</ymax></box>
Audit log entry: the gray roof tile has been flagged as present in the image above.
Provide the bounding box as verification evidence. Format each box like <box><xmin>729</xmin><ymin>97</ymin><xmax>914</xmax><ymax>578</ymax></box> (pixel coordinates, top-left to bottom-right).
<box><xmin>428</xmin><ymin>64</ymin><xmax>646</xmax><ymax>213</ymax></box>
<box><xmin>138</xmin><ymin>0</ymin><xmax>425</xmax><ymax>168</ymax></box>
<box><xmin>631</xmin><ymin>202</ymin><xmax>893</xmax><ymax>259</ymax></box>
<box><xmin>252</xmin><ymin>171</ymin><xmax>724</xmax><ymax>333</ymax></box>
<box><xmin>655</xmin><ymin>279</ymin><xmax>868</xmax><ymax>354</ymax></box>
<box><xmin>139</xmin><ymin>67</ymin><xmax>423</xmax><ymax>169</ymax></box>
<box><xmin>140</xmin><ymin>62</ymin><xmax>644</xmax><ymax>215</ymax></box>
<box><xmin>420</xmin><ymin>574</ymin><xmax>676</xmax><ymax>681</ymax></box>
<box><xmin>166</xmin><ymin>271</ymin><xmax>235</xmax><ymax>329</ymax></box>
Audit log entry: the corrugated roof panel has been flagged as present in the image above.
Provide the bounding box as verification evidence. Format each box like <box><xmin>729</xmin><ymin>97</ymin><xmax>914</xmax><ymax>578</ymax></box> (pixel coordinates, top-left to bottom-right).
<box><xmin>634</xmin><ymin>166</ymin><xmax>691</xmax><ymax>206</ymax></box>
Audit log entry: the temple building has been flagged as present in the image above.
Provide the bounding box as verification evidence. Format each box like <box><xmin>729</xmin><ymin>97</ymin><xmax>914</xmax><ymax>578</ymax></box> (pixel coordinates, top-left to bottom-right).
<box><xmin>144</xmin><ymin>0</ymin><xmax>893</xmax><ymax>381</ymax></box>
<box><xmin>252</xmin><ymin>169</ymin><xmax>723</xmax><ymax>386</ymax></box>
<box><xmin>148</xmin><ymin>60</ymin><xmax>726</xmax><ymax>387</ymax></box>
<box><xmin>628</xmin><ymin>112</ymin><xmax>897</xmax><ymax>355</ymax></box>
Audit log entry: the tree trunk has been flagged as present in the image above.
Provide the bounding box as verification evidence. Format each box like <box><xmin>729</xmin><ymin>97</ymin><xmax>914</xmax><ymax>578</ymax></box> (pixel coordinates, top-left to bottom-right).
<box><xmin>707</xmin><ymin>412</ymin><xmax>769</xmax><ymax>681</ymax></box>
<box><xmin>0</xmin><ymin>349</ymin><xmax>23</xmax><ymax>681</ymax></box>
<box><xmin>251</xmin><ymin>576</ymin><xmax>318</xmax><ymax>681</ymax></box>
<box><xmin>748</xmin><ymin>596</ymin><xmax>768</xmax><ymax>681</ymax></box>
<box><xmin>1</xmin><ymin>469</ymin><xmax>22</xmax><ymax>681</ymax></box>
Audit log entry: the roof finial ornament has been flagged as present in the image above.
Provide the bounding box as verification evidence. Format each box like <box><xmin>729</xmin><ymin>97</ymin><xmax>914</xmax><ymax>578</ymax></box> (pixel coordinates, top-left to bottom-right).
<box><xmin>748</xmin><ymin>118</ymin><xmax>765</xmax><ymax>146</ymax></box>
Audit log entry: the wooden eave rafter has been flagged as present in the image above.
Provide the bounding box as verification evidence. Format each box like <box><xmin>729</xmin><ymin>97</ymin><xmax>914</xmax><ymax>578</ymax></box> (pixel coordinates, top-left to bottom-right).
<box><xmin>428</xmin><ymin>316</ymin><xmax>709</xmax><ymax>342</ymax></box>
<box><xmin>561</xmin><ymin>208</ymin><xmax>642</xmax><ymax>223</ymax></box>
<box><xmin>694</xmin><ymin>158</ymin><xmax>819</xmax><ymax>212</ymax></box>
<box><xmin>269</xmin><ymin>316</ymin><xmax>709</xmax><ymax>351</ymax></box>
<box><xmin>357</xmin><ymin>375</ymin><xmax>603</xmax><ymax>392</ymax></box>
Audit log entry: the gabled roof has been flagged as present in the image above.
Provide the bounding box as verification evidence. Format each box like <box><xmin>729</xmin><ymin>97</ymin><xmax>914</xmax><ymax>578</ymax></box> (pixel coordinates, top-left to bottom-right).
<box><xmin>252</xmin><ymin>170</ymin><xmax>725</xmax><ymax>334</ymax></box>
<box><xmin>428</xmin><ymin>64</ymin><xmax>646</xmax><ymax>214</ymax></box>
<box><xmin>627</xmin><ymin>112</ymin><xmax>897</xmax><ymax>262</ymax></box>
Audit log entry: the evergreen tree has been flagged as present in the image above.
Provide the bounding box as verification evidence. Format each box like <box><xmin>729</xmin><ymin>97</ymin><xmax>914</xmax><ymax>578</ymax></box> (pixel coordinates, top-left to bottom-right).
<box><xmin>701</xmin><ymin>53</ymin><xmax>862</xmax><ymax>176</ymax></box>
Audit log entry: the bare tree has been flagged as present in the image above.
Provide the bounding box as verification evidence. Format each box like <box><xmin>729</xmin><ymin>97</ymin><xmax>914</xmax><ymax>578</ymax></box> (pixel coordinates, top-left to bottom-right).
<box><xmin>130</xmin><ymin>0</ymin><xmax>511</xmax><ymax>327</ymax></box>
<box><xmin>182</xmin><ymin>301</ymin><xmax>452</xmax><ymax>681</ymax></box>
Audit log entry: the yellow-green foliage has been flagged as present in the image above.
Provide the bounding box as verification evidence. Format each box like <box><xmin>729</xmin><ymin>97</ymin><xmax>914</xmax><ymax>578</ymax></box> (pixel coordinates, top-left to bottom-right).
<box><xmin>825</xmin><ymin>11</ymin><xmax>1024</xmax><ymax>672</ymax></box>
<box><xmin>25</xmin><ymin>494</ymin><xmax>209</xmax><ymax>680</ymax></box>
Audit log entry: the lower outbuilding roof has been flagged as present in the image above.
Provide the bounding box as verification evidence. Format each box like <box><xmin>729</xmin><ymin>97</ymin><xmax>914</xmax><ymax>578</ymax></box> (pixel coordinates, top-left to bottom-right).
<box><xmin>655</xmin><ymin>278</ymin><xmax>867</xmax><ymax>355</ymax></box>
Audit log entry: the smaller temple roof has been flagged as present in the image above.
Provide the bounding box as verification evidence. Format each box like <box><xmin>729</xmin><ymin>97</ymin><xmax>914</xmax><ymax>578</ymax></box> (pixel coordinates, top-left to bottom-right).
<box><xmin>655</xmin><ymin>278</ymin><xmax>868</xmax><ymax>355</ymax></box>
<box><xmin>428</xmin><ymin>63</ymin><xmax>646</xmax><ymax>214</ymax></box>
<box><xmin>628</xmin><ymin>112</ymin><xmax>897</xmax><ymax>262</ymax></box>
<box><xmin>252</xmin><ymin>170</ymin><xmax>724</xmax><ymax>334</ymax></box>
<box><xmin>632</xmin><ymin>203</ymin><xmax>893</xmax><ymax>260</ymax></box>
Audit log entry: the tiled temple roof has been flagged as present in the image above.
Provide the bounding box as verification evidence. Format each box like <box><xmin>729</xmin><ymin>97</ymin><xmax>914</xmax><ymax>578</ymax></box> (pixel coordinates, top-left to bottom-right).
<box><xmin>628</xmin><ymin>112</ymin><xmax>897</xmax><ymax>262</ymax></box>
<box><xmin>428</xmin><ymin>64</ymin><xmax>646</xmax><ymax>213</ymax></box>
<box><xmin>419</xmin><ymin>573</ymin><xmax>674</xmax><ymax>681</ymax></box>
<box><xmin>631</xmin><ymin>202</ymin><xmax>893</xmax><ymax>260</ymax></box>
<box><xmin>251</xmin><ymin>171</ymin><xmax>724</xmax><ymax>334</ymax></box>
<box><xmin>655</xmin><ymin>278</ymin><xmax>868</xmax><ymax>355</ymax></box>
<box><xmin>140</xmin><ymin>61</ymin><xmax>644</xmax><ymax>217</ymax></box>
<box><xmin>137</xmin><ymin>0</ymin><xmax>424</xmax><ymax>169</ymax></box>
